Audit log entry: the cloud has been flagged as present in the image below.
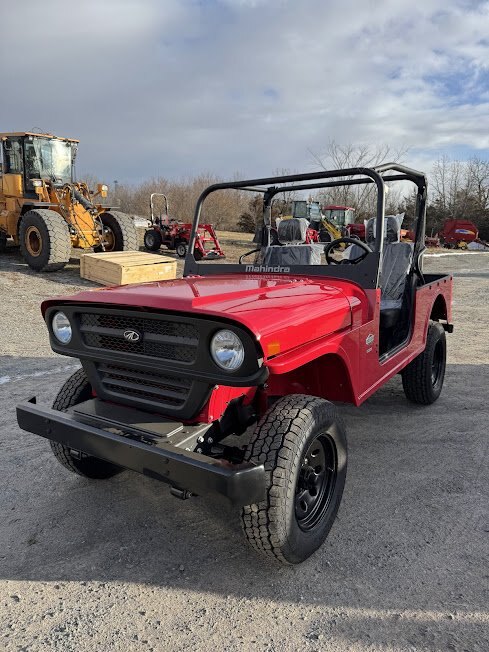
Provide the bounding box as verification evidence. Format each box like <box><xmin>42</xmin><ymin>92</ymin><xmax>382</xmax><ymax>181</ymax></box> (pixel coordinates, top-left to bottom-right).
<box><xmin>1</xmin><ymin>0</ymin><xmax>489</xmax><ymax>182</ymax></box>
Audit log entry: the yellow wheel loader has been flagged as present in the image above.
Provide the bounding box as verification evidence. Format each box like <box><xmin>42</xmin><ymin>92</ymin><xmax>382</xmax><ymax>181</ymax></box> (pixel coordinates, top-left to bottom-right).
<box><xmin>0</xmin><ymin>132</ymin><xmax>138</xmax><ymax>271</ymax></box>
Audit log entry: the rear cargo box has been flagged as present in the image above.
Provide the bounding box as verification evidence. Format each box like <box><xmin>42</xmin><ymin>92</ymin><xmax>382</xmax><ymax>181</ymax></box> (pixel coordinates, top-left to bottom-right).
<box><xmin>80</xmin><ymin>251</ymin><xmax>177</xmax><ymax>285</ymax></box>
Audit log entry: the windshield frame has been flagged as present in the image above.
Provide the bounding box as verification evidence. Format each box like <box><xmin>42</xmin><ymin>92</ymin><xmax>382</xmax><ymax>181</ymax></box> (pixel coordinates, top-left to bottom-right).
<box><xmin>183</xmin><ymin>165</ymin><xmax>427</xmax><ymax>289</ymax></box>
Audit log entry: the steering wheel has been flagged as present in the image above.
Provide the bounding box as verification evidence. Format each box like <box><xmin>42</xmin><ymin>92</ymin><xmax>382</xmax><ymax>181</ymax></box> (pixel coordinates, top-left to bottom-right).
<box><xmin>324</xmin><ymin>237</ymin><xmax>372</xmax><ymax>265</ymax></box>
<box><xmin>239</xmin><ymin>248</ymin><xmax>261</xmax><ymax>264</ymax></box>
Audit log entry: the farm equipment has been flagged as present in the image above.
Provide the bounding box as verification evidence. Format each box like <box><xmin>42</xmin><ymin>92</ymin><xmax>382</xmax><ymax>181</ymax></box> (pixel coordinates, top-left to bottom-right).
<box><xmin>144</xmin><ymin>192</ymin><xmax>225</xmax><ymax>260</ymax></box>
<box><xmin>0</xmin><ymin>132</ymin><xmax>137</xmax><ymax>271</ymax></box>
<box><xmin>283</xmin><ymin>200</ymin><xmax>341</xmax><ymax>243</ymax></box>
<box><xmin>17</xmin><ymin>164</ymin><xmax>453</xmax><ymax>565</ymax></box>
<box><xmin>439</xmin><ymin>219</ymin><xmax>478</xmax><ymax>249</ymax></box>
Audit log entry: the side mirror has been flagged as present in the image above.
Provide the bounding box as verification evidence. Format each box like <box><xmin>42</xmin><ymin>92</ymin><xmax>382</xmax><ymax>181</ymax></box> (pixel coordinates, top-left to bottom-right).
<box><xmin>97</xmin><ymin>183</ymin><xmax>108</xmax><ymax>198</ymax></box>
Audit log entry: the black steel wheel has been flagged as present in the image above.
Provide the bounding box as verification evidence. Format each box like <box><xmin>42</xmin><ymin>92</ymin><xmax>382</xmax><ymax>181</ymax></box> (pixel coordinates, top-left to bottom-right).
<box><xmin>241</xmin><ymin>394</ymin><xmax>347</xmax><ymax>565</ymax></box>
<box><xmin>402</xmin><ymin>320</ymin><xmax>447</xmax><ymax>404</ymax></box>
<box><xmin>50</xmin><ymin>369</ymin><xmax>122</xmax><ymax>479</ymax></box>
<box><xmin>144</xmin><ymin>228</ymin><xmax>162</xmax><ymax>251</ymax></box>
<box><xmin>295</xmin><ymin>434</ymin><xmax>337</xmax><ymax>532</ymax></box>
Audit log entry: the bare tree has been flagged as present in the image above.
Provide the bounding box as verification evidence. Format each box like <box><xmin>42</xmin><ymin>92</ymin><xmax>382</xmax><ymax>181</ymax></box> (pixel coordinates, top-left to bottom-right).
<box><xmin>308</xmin><ymin>141</ymin><xmax>409</xmax><ymax>220</ymax></box>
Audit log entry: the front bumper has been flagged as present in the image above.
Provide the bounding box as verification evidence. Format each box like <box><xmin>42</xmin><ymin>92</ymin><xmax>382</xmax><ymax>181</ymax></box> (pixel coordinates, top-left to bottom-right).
<box><xmin>16</xmin><ymin>398</ymin><xmax>266</xmax><ymax>507</ymax></box>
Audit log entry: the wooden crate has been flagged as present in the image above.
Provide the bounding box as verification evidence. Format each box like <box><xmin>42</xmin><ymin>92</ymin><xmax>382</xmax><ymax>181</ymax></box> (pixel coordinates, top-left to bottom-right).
<box><xmin>80</xmin><ymin>251</ymin><xmax>177</xmax><ymax>286</ymax></box>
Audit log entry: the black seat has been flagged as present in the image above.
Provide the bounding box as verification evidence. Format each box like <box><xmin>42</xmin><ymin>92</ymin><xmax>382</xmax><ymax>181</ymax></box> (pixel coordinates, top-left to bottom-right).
<box><xmin>277</xmin><ymin>218</ymin><xmax>309</xmax><ymax>244</ymax></box>
<box><xmin>361</xmin><ymin>215</ymin><xmax>413</xmax><ymax>330</ymax></box>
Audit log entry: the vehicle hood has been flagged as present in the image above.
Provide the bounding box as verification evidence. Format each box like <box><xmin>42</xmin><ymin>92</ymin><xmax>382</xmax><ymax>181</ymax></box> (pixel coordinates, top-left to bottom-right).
<box><xmin>43</xmin><ymin>275</ymin><xmax>359</xmax><ymax>357</ymax></box>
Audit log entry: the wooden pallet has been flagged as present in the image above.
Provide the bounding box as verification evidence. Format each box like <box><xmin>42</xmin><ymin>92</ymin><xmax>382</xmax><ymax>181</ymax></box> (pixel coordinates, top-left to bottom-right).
<box><xmin>80</xmin><ymin>251</ymin><xmax>177</xmax><ymax>286</ymax></box>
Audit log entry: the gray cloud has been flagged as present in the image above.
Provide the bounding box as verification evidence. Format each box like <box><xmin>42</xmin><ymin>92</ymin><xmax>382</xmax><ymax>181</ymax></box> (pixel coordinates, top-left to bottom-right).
<box><xmin>2</xmin><ymin>0</ymin><xmax>489</xmax><ymax>183</ymax></box>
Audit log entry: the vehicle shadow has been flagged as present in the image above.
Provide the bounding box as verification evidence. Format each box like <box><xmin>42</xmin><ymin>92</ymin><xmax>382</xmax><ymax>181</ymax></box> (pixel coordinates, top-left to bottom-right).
<box><xmin>1</xmin><ymin>361</ymin><xmax>488</xmax><ymax>649</ymax></box>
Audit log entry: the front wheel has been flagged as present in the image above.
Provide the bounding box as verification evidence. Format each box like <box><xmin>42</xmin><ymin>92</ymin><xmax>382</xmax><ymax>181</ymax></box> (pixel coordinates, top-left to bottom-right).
<box><xmin>19</xmin><ymin>209</ymin><xmax>72</xmax><ymax>271</ymax></box>
<box><xmin>401</xmin><ymin>320</ymin><xmax>446</xmax><ymax>404</ymax></box>
<box><xmin>176</xmin><ymin>241</ymin><xmax>187</xmax><ymax>258</ymax></box>
<box><xmin>144</xmin><ymin>228</ymin><xmax>162</xmax><ymax>251</ymax></box>
<box><xmin>50</xmin><ymin>369</ymin><xmax>122</xmax><ymax>479</ymax></box>
<box><xmin>241</xmin><ymin>395</ymin><xmax>347</xmax><ymax>564</ymax></box>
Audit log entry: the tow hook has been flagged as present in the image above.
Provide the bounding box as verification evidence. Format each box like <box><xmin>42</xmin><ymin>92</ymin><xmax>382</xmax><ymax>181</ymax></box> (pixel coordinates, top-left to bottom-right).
<box><xmin>170</xmin><ymin>486</ymin><xmax>193</xmax><ymax>500</ymax></box>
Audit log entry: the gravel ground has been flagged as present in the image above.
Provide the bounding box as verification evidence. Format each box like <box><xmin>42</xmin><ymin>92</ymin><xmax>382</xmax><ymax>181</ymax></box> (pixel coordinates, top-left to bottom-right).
<box><xmin>0</xmin><ymin>246</ymin><xmax>488</xmax><ymax>652</ymax></box>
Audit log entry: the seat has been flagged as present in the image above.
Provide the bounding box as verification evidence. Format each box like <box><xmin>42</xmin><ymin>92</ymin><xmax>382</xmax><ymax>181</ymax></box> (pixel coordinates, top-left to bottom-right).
<box><xmin>262</xmin><ymin>244</ymin><xmax>320</xmax><ymax>267</ymax></box>
<box><xmin>277</xmin><ymin>218</ymin><xmax>309</xmax><ymax>244</ymax></box>
<box><xmin>359</xmin><ymin>215</ymin><xmax>412</xmax><ymax>329</ymax></box>
<box><xmin>379</xmin><ymin>242</ymin><xmax>413</xmax><ymax>328</ymax></box>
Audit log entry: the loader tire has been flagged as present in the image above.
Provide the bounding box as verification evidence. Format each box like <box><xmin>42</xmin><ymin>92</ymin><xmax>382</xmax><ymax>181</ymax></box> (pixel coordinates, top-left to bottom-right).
<box><xmin>50</xmin><ymin>369</ymin><xmax>122</xmax><ymax>479</ymax></box>
<box><xmin>19</xmin><ymin>209</ymin><xmax>72</xmax><ymax>272</ymax></box>
<box><xmin>241</xmin><ymin>394</ymin><xmax>347</xmax><ymax>565</ymax></box>
<box><xmin>401</xmin><ymin>320</ymin><xmax>446</xmax><ymax>405</ymax></box>
<box><xmin>100</xmin><ymin>211</ymin><xmax>138</xmax><ymax>252</ymax></box>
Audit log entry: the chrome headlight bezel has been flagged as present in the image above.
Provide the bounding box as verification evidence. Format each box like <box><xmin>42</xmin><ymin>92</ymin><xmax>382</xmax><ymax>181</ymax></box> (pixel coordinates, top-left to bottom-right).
<box><xmin>210</xmin><ymin>329</ymin><xmax>245</xmax><ymax>371</ymax></box>
<box><xmin>52</xmin><ymin>311</ymin><xmax>72</xmax><ymax>344</ymax></box>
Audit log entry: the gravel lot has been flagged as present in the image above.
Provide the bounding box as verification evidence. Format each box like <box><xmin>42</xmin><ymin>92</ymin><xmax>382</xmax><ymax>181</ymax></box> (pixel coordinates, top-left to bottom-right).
<box><xmin>1</xmin><ymin>246</ymin><xmax>488</xmax><ymax>652</ymax></box>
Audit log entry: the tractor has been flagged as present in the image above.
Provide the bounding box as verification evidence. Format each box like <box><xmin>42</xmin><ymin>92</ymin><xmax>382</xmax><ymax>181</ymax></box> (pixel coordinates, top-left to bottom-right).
<box><xmin>0</xmin><ymin>132</ymin><xmax>138</xmax><ymax>271</ymax></box>
<box><xmin>144</xmin><ymin>192</ymin><xmax>225</xmax><ymax>260</ymax></box>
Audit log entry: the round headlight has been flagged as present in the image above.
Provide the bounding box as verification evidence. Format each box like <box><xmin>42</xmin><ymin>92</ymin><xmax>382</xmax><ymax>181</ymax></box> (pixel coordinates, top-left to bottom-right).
<box><xmin>210</xmin><ymin>329</ymin><xmax>245</xmax><ymax>371</ymax></box>
<box><xmin>52</xmin><ymin>311</ymin><xmax>72</xmax><ymax>344</ymax></box>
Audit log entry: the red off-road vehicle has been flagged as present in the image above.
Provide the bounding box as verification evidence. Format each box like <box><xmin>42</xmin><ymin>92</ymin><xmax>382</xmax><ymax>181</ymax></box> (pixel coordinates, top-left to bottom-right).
<box><xmin>17</xmin><ymin>165</ymin><xmax>453</xmax><ymax>565</ymax></box>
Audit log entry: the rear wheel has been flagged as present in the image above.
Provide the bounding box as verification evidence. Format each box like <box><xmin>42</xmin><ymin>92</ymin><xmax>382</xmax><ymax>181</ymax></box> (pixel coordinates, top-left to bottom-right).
<box><xmin>0</xmin><ymin>231</ymin><xmax>7</xmax><ymax>253</ymax></box>
<box><xmin>144</xmin><ymin>228</ymin><xmax>162</xmax><ymax>251</ymax></box>
<box><xmin>402</xmin><ymin>320</ymin><xmax>446</xmax><ymax>404</ymax></box>
<box><xmin>50</xmin><ymin>369</ymin><xmax>122</xmax><ymax>479</ymax></box>
<box><xmin>241</xmin><ymin>395</ymin><xmax>347</xmax><ymax>564</ymax></box>
<box><xmin>19</xmin><ymin>209</ymin><xmax>72</xmax><ymax>271</ymax></box>
<box><xmin>99</xmin><ymin>211</ymin><xmax>138</xmax><ymax>252</ymax></box>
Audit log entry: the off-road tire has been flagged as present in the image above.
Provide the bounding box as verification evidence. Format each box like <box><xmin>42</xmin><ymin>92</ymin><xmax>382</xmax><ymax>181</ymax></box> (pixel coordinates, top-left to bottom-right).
<box><xmin>50</xmin><ymin>369</ymin><xmax>122</xmax><ymax>479</ymax></box>
<box><xmin>241</xmin><ymin>394</ymin><xmax>347</xmax><ymax>565</ymax></box>
<box><xmin>144</xmin><ymin>228</ymin><xmax>162</xmax><ymax>251</ymax></box>
<box><xmin>19</xmin><ymin>209</ymin><xmax>71</xmax><ymax>272</ymax></box>
<box><xmin>100</xmin><ymin>211</ymin><xmax>138</xmax><ymax>252</ymax></box>
<box><xmin>401</xmin><ymin>320</ymin><xmax>446</xmax><ymax>405</ymax></box>
<box><xmin>176</xmin><ymin>241</ymin><xmax>187</xmax><ymax>258</ymax></box>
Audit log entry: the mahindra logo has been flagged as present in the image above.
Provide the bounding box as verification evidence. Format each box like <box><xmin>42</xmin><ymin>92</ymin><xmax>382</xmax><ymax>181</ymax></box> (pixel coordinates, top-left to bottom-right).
<box><xmin>245</xmin><ymin>265</ymin><xmax>291</xmax><ymax>273</ymax></box>
<box><xmin>123</xmin><ymin>329</ymin><xmax>141</xmax><ymax>342</ymax></box>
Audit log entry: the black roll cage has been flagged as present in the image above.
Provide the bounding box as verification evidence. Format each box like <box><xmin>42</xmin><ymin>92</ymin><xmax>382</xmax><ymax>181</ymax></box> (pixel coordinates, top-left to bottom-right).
<box><xmin>184</xmin><ymin>164</ymin><xmax>427</xmax><ymax>289</ymax></box>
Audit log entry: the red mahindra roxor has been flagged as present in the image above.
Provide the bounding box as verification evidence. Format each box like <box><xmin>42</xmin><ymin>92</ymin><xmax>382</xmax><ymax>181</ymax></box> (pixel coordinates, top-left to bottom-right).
<box><xmin>17</xmin><ymin>165</ymin><xmax>453</xmax><ymax>564</ymax></box>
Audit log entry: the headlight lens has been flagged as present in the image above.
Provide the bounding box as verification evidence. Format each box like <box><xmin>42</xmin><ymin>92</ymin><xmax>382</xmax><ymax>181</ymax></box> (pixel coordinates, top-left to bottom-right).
<box><xmin>210</xmin><ymin>329</ymin><xmax>245</xmax><ymax>371</ymax></box>
<box><xmin>52</xmin><ymin>311</ymin><xmax>72</xmax><ymax>344</ymax></box>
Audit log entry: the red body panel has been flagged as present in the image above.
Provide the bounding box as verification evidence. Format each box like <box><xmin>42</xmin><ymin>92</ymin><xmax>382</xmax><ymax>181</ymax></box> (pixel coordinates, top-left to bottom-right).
<box><xmin>440</xmin><ymin>219</ymin><xmax>478</xmax><ymax>244</ymax></box>
<box><xmin>44</xmin><ymin>272</ymin><xmax>452</xmax><ymax>420</ymax></box>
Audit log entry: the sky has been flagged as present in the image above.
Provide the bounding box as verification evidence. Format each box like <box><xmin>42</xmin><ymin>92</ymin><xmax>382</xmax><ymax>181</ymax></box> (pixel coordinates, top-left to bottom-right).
<box><xmin>2</xmin><ymin>0</ymin><xmax>489</xmax><ymax>184</ymax></box>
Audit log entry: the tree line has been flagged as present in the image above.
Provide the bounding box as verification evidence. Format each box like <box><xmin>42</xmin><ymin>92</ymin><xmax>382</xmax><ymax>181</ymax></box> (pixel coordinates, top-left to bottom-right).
<box><xmin>99</xmin><ymin>143</ymin><xmax>489</xmax><ymax>240</ymax></box>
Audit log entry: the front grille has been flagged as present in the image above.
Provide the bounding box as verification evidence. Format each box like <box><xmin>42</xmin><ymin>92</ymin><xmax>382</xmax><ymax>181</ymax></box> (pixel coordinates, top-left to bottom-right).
<box><xmin>98</xmin><ymin>363</ymin><xmax>192</xmax><ymax>409</ymax></box>
<box><xmin>79</xmin><ymin>313</ymin><xmax>198</xmax><ymax>363</ymax></box>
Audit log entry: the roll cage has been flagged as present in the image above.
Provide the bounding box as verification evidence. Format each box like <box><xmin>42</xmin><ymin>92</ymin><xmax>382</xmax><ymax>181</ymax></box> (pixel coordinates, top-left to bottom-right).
<box><xmin>184</xmin><ymin>164</ymin><xmax>427</xmax><ymax>289</ymax></box>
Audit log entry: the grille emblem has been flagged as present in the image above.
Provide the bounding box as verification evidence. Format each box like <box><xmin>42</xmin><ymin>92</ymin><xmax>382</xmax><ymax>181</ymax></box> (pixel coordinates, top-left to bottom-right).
<box><xmin>123</xmin><ymin>329</ymin><xmax>142</xmax><ymax>342</ymax></box>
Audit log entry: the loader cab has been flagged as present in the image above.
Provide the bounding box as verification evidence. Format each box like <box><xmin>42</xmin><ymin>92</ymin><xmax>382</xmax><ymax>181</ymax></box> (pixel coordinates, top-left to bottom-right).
<box><xmin>0</xmin><ymin>133</ymin><xmax>77</xmax><ymax>196</ymax></box>
<box><xmin>323</xmin><ymin>205</ymin><xmax>355</xmax><ymax>228</ymax></box>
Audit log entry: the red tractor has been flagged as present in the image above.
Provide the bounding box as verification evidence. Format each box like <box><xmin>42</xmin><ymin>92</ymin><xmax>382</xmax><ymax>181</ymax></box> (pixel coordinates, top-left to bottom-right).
<box><xmin>17</xmin><ymin>165</ymin><xmax>453</xmax><ymax>565</ymax></box>
<box><xmin>144</xmin><ymin>192</ymin><xmax>225</xmax><ymax>259</ymax></box>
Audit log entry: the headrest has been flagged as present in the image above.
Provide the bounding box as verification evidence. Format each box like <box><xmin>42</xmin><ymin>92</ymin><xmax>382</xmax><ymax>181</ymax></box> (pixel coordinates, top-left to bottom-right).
<box><xmin>277</xmin><ymin>218</ymin><xmax>309</xmax><ymax>244</ymax></box>
<box><xmin>365</xmin><ymin>213</ymin><xmax>404</xmax><ymax>245</ymax></box>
